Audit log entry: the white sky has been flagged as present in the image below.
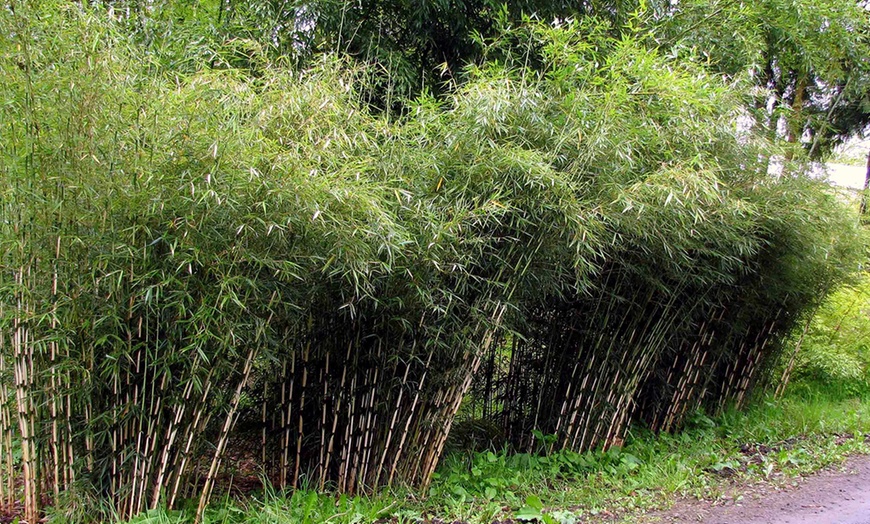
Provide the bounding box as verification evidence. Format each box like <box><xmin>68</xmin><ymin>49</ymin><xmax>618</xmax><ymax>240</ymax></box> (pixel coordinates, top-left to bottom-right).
<box><xmin>825</xmin><ymin>162</ymin><xmax>866</xmax><ymax>190</ymax></box>
<box><xmin>824</xmin><ymin>138</ymin><xmax>868</xmax><ymax>190</ymax></box>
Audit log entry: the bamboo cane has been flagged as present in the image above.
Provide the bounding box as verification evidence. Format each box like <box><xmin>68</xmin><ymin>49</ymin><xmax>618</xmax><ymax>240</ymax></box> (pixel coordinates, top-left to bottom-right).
<box><xmin>194</xmin><ymin>346</ymin><xmax>257</xmax><ymax>524</ymax></box>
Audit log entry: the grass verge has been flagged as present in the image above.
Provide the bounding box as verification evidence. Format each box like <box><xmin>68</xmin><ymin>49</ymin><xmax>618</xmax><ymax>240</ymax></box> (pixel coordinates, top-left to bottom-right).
<box><xmin>117</xmin><ymin>391</ymin><xmax>870</xmax><ymax>524</ymax></box>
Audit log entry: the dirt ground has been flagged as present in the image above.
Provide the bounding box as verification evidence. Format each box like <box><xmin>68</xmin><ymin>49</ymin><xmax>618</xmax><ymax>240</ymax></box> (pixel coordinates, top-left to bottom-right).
<box><xmin>633</xmin><ymin>454</ymin><xmax>870</xmax><ymax>524</ymax></box>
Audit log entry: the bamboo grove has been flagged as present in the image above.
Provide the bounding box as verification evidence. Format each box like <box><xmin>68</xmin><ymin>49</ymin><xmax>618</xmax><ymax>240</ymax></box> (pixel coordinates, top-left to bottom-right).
<box><xmin>0</xmin><ymin>4</ymin><xmax>866</xmax><ymax>523</ymax></box>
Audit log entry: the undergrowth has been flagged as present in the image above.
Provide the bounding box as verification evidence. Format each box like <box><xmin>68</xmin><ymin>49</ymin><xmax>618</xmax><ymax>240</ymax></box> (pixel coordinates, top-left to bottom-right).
<box><xmin>786</xmin><ymin>274</ymin><xmax>870</xmax><ymax>397</ymax></box>
<box><xmin>114</xmin><ymin>391</ymin><xmax>870</xmax><ymax>524</ymax></box>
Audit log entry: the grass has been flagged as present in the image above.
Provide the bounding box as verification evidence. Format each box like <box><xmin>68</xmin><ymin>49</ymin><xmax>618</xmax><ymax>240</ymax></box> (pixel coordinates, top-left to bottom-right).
<box><xmin>113</xmin><ymin>387</ymin><xmax>870</xmax><ymax>524</ymax></box>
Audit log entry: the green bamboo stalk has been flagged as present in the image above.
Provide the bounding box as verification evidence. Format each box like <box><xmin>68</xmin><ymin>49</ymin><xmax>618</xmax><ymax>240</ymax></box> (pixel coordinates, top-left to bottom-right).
<box><xmin>195</xmin><ymin>346</ymin><xmax>257</xmax><ymax>524</ymax></box>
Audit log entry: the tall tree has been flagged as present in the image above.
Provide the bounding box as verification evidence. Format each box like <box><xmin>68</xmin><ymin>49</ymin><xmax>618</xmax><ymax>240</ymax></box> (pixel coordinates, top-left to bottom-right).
<box><xmin>657</xmin><ymin>0</ymin><xmax>870</xmax><ymax>160</ymax></box>
<box><xmin>298</xmin><ymin>0</ymin><xmax>642</xmax><ymax>100</ymax></box>
<box><xmin>96</xmin><ymin>0</ymin><xmax>646</xmax><ymax>102</ymax></box>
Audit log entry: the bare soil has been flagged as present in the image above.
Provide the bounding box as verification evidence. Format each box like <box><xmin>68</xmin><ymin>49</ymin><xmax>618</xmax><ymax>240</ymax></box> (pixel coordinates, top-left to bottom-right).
<box><xmin>633</xmin><ymin>454</ymin><xmax>870</xmax><ymax>524</ymax></box>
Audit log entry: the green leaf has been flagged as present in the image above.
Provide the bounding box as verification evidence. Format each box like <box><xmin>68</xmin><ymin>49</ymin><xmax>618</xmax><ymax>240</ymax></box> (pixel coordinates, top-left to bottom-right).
<box><xmin>525</xmin><ymin>495</ymin><xmax>544</xmax><ymax>511</ymax></box>
<box><xmin>515</xmin><ymin>506</ymin><xmax>543</xmax><ymax>522</ymax></box>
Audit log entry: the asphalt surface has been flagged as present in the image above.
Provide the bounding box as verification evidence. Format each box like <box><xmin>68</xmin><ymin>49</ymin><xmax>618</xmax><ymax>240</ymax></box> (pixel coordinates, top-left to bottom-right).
<box><xmin>639</xmin><ymin>454</ymin><xmax>870</xmax><ymax>524</ymax></box>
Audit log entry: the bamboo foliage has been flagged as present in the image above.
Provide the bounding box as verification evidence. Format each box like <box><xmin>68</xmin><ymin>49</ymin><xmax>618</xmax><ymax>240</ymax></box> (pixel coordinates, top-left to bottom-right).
<box><xmin>0</xmin><ymin>4</ymin><xmax>865</xmax><ymax>523</ymax></box>
<box><xmin>461</xmin><ymin>21</ymin><xmax>865</xmax><ymax>453</ymax></box>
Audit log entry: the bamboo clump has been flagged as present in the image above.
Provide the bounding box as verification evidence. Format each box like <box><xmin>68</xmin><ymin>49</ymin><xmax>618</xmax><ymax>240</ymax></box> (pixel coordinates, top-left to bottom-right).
<box><xmin>0</xmin><ymin>5</ymin><xmax>866</xmax><ymax>524</ymax></box>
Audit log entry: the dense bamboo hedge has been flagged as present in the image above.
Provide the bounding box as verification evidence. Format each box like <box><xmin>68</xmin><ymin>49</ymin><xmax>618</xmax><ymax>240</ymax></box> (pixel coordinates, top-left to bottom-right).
<box><xmin>0</xmin><ymin>5</ymin><xmax>865</xmax><ymax>523</ymax></box>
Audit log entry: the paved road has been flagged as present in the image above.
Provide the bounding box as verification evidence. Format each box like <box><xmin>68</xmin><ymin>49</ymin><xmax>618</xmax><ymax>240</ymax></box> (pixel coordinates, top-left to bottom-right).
<box><xmin>639</xmin><ymin>454</ymin><xmax>870</xmax><ymax>524</ymax></box>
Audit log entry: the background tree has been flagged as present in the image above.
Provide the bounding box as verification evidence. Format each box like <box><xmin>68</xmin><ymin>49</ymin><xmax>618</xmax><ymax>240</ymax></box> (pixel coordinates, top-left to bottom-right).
<box><xmin>658</xmin><ymin>0</ymin><xmax>870</xmax><ymax>163</ymax></box>
<box><xmin>95</xmin><ymin>0</ymin><xmax>647</xmax><ymax>103</ymax></box>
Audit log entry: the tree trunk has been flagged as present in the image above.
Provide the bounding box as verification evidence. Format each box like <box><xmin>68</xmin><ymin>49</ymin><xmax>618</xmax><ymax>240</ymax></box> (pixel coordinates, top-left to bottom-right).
<box><xmin>860</xmin><ymin>148</ymin><xmax>870</xmax><ymax>215</ymax></box>
<box><xmin>784</xmin><ymin>75</ymin><xmax>807</xmax><ymax>161</ymax></box>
